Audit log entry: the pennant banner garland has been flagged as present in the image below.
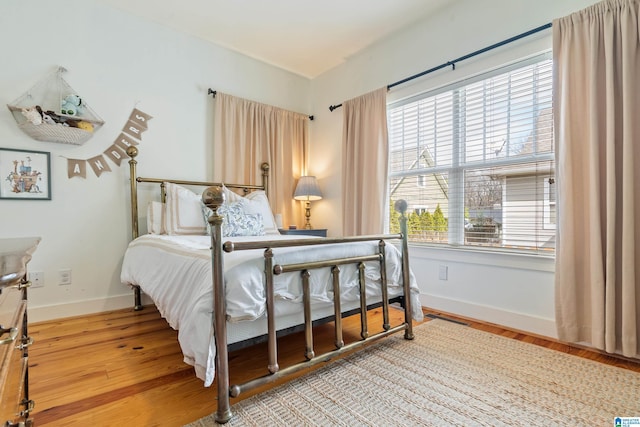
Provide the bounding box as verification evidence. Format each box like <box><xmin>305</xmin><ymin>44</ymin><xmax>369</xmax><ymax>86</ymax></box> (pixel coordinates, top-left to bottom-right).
<box><xmin>124</xmin><ymin>120</ymin><xmax>145</xmax><ymax>139</ymax></box>
<box><xmin>129</xmin><ymin>108</ymin><xmax>152</xmax><ymax>129</ymax></box>
<box><xmin>115</xmin><ymin>132</ymin><xmax>139</xmax><ymax>151</ymax></box>
<box><xmin>104</xmin><ymin>143</ymin><xmax>126</xmax><ymax>167</ymax></box>
<box><xmin>67</xmin><ymin>159</ymin><xmax>87</xmax><ymax>179</ymax></box>
<box><xmin>88</xmin><ymin>154</ymin><xmax>112</xmax><ymax>177</ymax></box>
<box><xmin>67</xmin><ymin>107</ymin><xmax>152</xmax><ymax>179</ymax></box>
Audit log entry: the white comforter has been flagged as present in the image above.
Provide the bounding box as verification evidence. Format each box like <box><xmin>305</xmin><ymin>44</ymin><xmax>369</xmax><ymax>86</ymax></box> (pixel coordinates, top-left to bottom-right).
<box><xmin>120</xmin><ymin>234</ymin><xmax>423</xmax><ymax>386</ymax></box>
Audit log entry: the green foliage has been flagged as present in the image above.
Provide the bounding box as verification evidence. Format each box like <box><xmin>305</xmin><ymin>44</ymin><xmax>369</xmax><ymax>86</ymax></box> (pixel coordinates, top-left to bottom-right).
<box><xmin>388</xmin><ymin>201</ymin><xmax>449</xmax><ymax>242</ymax></box>
<box><xmin>408</xmin><ymin>211</ymin><xmax>421</xmax><ymax>236</ymax></box>
<box><xmin>420</xmin><ymin>210</ymin><xmax>433</xmax><ymax>230</ymax></box>
<box><xmin>433</xmin><ymin>204</ymin><xmax>447</xmax><ymax>232</ymax></box>
<box><xmin>389</xmin><ymin>200</ymin><xmax>400</xmax><ymax>233</ymax></box>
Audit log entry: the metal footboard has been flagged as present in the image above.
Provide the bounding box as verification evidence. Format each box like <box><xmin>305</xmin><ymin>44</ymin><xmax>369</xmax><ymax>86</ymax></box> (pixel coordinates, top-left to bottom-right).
<box><xmin>203</xmin><ymin>186</ymin><xmax>413</xmax><ymax>424</ymax></box>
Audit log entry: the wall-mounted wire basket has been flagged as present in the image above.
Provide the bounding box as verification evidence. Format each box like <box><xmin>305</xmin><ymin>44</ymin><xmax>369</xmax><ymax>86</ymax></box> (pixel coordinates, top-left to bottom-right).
<box><xmin>6</xmin><ymin>66</ymin><xmax>104</xmax><ymax>145</ymax></box>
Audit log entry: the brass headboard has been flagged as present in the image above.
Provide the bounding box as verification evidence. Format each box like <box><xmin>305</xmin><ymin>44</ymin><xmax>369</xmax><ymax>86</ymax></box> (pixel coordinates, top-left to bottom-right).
<box><xmin>126</xmin><ymin>146</ymin><xmax>269</xmax><ymax>240</ymax></box>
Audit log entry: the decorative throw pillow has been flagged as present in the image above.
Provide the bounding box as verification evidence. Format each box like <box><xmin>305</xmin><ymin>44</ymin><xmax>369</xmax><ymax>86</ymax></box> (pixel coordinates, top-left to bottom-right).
<box><xmin>146</xmin><ymin>201</ymin><xmax>166</xmax><ymax>234</ymax></box>
<box><xmin>202</xmin><ymin>199</ymin><xmax>265</xmax><ymax>237</ymax></box>
<box><xmin>164</xmin><ymin>182</ymin><xmax>207</xmax><ymax>235</ymax></box>
<box><xmin>222</xmin><ymin>186</ymin><xmax>280</xmax><ymax>235</ymax></box>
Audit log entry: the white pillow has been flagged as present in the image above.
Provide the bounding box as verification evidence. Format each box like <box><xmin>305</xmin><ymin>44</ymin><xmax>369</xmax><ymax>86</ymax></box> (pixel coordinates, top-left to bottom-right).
<box><xmin>202</xmin><ymin>199</ymin><xmax>265</xmax><ymax>237</ymax></box>
<box><xmin>222</xmin><ymin>185</ymin><xmax>242</xmax><ymax>203</ymax></box>
<box><xmin>146</xmin><ymin>201</ymin><xmax>166</xmax><ymax>234</ymax></box>
<box><xmin>222</xmin><ymin>186</ymin><xmax>280</xmax><ymax>235</ymax></box>
<box><xmin>164</xmin><ymin>182</ymin><xmax>207</xmax><ymax>235</ymax></box>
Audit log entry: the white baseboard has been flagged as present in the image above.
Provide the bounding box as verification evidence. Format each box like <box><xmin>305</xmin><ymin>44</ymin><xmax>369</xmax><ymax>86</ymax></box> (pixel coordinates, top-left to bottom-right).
<box><xmin>29</xmin><ymin>291</ymin><xmax>556</xmax><ymax>340</ymax></box>
<box><xmin>29</xmin><ymin>293</ymin><xmax>154</xmax><ymax>324</ymax></box>
<box><xmin>421</xmin><ymin>293</ymin><xmax>558</xmax><ymax>339</ymax></box>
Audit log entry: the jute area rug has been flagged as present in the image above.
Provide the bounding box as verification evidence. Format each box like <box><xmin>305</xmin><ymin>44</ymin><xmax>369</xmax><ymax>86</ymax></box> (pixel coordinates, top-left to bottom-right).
<box><xmin>185</xmin><ymin>319</ymin><xmax>640</xmax><ymax>426</ymax></box>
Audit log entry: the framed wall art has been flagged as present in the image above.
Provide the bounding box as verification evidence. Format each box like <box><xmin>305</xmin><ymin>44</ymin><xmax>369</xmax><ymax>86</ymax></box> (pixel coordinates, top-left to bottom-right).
<box><xmin>0</xmin><ymin>148</ymin><xmax>51</xmax><ymax>200</ymax></box>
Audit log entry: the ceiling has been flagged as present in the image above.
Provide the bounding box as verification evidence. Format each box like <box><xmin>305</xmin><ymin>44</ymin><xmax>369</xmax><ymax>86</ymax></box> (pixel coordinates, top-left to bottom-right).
<box><xmin>96</xmin><ymin>0</ymin><xmax>454</xmax><ymax>78</ymax></box>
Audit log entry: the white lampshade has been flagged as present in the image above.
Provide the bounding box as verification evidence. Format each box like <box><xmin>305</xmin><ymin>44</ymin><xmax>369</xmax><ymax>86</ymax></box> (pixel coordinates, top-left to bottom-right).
<box><xmin>293</xmin><ymin>176</ymin><xmax>322</xmax><ymax>201</ymax></box>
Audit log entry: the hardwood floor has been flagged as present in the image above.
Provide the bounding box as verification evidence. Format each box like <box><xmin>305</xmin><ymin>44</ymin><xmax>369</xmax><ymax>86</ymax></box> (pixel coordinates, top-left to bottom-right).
<box><xmin>28</xmin><ymin>305</ymin><xmax>640</xmax><ymax>427</ymax></box>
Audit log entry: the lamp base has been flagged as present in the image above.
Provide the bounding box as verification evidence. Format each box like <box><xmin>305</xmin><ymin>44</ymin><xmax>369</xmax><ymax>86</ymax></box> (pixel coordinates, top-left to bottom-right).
<box><xmin>304</xmin><ymin>201</ymin><xmax>313</xmax><ymax>229</ymax></box>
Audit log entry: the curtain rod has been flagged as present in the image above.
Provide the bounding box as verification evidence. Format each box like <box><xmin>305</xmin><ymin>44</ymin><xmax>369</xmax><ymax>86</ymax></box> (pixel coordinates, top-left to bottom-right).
<box><xmin>208</xmin><ymin>88</ymin><xmax>314</xmax><ymax>121</ymax></box>
<box><xmin>328</xmin><ymin>22</ymin><xmax>552</xmax><ymax>112</ymax></box>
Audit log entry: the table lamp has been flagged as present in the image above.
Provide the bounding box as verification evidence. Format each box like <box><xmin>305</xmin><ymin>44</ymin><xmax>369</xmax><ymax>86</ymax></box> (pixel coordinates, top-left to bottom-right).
<box><xmin>293</xmin><ymin>176</ymin><xmax>322</xmax><ymax>229</ymax></box>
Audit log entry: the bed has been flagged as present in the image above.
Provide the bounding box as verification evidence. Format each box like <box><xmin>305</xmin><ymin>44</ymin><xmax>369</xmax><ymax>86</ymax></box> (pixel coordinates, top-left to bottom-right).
<box><xmin>120</xmin><ymin>146</ymin><xmax>423</xmax><ymax>423</ymax></box>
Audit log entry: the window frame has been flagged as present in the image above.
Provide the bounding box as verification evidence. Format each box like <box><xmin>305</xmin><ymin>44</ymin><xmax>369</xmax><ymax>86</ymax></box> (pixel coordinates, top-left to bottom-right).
<box><xmin>387</xmin><ymin>52</ymin><xmax>555</xmax><ymax>255</ymax></box>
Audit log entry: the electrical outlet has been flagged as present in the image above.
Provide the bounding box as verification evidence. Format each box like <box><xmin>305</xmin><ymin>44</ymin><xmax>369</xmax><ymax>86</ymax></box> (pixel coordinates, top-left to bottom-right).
<box><xmin>59</xmin><ymin>269</ymin><xmax>72</xmax><ymax>286</ymax></box>
<box><xmin>29</xmin><ymin>271</ymin><xmax>44</xmax><ymax>288</ymax></box>
<box><xmin>438</xmin><ymin>265</ymin><xmax>448</xmax><ymax>281</ymax></box>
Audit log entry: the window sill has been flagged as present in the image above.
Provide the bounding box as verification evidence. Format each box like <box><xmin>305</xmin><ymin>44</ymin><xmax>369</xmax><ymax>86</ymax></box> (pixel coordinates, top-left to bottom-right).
<box><xmin>407</xmin><ymin>243</ymin><xmax>555</xmax><ymax>273</ymax></box>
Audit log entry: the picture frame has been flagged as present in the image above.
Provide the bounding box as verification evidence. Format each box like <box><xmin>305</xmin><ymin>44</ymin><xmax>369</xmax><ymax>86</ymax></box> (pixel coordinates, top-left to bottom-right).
<box><xmin>0</xmin><ymin>148</ymin><xmax>51</xmax><ymax>200</ymax></box>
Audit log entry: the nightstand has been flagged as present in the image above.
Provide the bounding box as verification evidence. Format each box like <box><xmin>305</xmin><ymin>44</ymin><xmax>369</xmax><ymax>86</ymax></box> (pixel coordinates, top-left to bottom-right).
<box><xmin>278</xmin><ymin>228</ymin><xmax>327</xmax><ymax>237</ymax></box>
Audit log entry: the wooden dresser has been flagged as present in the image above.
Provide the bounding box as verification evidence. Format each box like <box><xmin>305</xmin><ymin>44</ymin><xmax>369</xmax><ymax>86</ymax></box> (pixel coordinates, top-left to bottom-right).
<box><xmin>0</xmin><ymin>238</ymin><xmax>39</xmax><ymax>427</ymax></box>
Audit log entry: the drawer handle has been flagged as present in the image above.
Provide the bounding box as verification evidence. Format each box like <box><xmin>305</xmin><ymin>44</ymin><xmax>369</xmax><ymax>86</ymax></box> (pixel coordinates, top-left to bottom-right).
<box><xmin>17</xmin><ymin>336</ymin><xmax>34</xmax><ymax>350</ymax></box>
<box><xmin>19</xmin><ymin>280</ymin><xmax>31</xmax><ymax>290</ymax></box>
<box><xmin>20</xmin><ymin>398</ymin><xmax>35</xmax><ymax>416</ymax></box>
<box><xmin>10</xmin><ymin>281</ymin><xmax>31</xmax><ymax>290</ymax></box>
<box><xmin>0</xmin><ymin>327</ymin><xmax>18</xmax><ymax>345</ymax></box>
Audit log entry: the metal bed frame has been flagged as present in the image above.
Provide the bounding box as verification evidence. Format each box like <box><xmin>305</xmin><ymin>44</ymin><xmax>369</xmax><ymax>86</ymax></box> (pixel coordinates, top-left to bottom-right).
<box><xmin>126</xmin><ymin>146</ymin><xmax>414</xmax><ymax>424</ymax></box>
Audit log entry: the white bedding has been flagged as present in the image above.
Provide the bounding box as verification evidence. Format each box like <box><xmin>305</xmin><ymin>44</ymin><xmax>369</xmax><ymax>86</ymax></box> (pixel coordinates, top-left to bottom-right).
<box><xmin>120</xmin><ymin>234</ymin><xmax>423</xmax><ymax>386</ymax></box>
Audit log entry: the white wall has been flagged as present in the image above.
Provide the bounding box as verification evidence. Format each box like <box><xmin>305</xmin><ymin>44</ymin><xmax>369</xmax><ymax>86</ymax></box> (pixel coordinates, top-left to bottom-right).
<box><xmin>0</xmin><ymin>1</ymin><xmax>311</xmax><ymax>322</ymax></box>
<box><xmin>309</xmin><ymin>0</ymin><xmax>600</xmax><ymax>338</ymax></box>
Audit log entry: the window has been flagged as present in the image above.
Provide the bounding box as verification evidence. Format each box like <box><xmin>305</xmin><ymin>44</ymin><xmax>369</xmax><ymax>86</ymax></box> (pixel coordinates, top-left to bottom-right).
<box><xmin>388</xmin><ymin>54</ymin><xmax>555</xmax><ymax>254</ymax></box>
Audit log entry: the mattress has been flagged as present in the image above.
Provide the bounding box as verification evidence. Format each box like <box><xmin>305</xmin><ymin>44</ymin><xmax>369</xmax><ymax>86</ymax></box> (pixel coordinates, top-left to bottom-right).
<box><xmin>120</xmin><ymin>234</ymin><xmax>423</xmax><ymax>386</ymax></box>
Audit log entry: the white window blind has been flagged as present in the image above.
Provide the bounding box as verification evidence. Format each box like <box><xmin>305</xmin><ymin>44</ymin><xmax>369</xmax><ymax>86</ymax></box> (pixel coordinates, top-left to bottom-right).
<box><xmin>388</xmin><ymin>54</ymin><xmax>555</xmax><ymax>254</ymax></box>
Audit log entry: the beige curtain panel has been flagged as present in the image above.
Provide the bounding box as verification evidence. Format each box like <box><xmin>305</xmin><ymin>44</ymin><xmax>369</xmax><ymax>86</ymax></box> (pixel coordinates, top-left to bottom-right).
<box><xmin>341</xmin><ymin>87</ymin><xmax>389</xmax><ymax>236</ymax></box>
<box><xmin>212</xmin><ymin>92</ymin><xmax>309</xmax><ymax>228</ymax></box>
<box><xmin>553</xmin><ymin>0</ymin><xmax>640</xmax><ymax>358</ymax></box>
